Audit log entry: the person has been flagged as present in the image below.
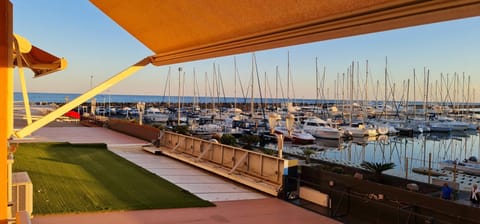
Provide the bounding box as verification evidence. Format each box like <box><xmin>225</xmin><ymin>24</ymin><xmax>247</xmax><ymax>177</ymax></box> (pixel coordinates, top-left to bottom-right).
<box><xmin>441</xmin><ymin>183</ymin><xmax>452</xmax><ymax>200</ymax></box>
<box><xmin>470</xmin><ymin>184</ymin><xmax>479</xmax><ymax>206</ymax></box>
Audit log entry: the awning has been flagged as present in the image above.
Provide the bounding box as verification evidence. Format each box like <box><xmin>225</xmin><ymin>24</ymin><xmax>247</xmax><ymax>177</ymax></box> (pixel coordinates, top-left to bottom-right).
<box><xmin>90</xmin><ymin>0</ymin><xmax>480</xmax><ymax>66</ymax></box>
<box><xmin>13</xmin><ymin>34</ymin><xmax>67</xmax><ymax>78</ymax></box>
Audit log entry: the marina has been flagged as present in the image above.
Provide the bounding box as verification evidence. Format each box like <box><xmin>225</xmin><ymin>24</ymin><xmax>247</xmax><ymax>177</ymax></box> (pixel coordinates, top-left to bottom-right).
<box><xmin>20</xmin><ymin>92</ymin><xmax>480</xmax><ymax>192</ymax></box>
<box><xmin>4</xmin><ymin>1</ymin><xmax>480</xmax><ymax>223</ymax></box>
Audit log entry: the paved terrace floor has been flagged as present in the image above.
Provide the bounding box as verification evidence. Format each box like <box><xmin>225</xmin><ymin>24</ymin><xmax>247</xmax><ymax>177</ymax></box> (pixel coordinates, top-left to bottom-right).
<box><xmin>17</xmin><ymin>126</ymin><xmax>340</xmax><ymax>224</ymax></box>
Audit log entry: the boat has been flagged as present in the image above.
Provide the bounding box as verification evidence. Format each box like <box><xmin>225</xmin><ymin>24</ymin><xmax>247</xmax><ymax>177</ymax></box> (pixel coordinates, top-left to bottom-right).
<box><xmin>343</xmin><ymin>124</ymin><xmax>368</xmax><ymax>138</ymax></box>
<box><xmin>439</xmin><ymin>158</ymin><xmax>480</xmax><ymax>176</ymax></box>
<box><xmin>376</xmin><ymin>125</ymin><xmax>389</xmax><ymax>135</ymax></box>
<box><xmin>190</xmin><ymin>123</ymin><xmax>223</xmax><ymax>136</ymax></box>
<box><xmin>430</xmin><ymin>116</ymin><xmax>469</xmax><ymax>132</ymax></box>
<box><xmin>143</xmin><ymin>107</ymin><xmax>169</xmax><ymax>122</ymax></box>
<box><xmin>301</xmin><ymin>117</ymin><xmax>343</xmax><ymax>139</ymax></box>
<box><xmin>397</xmin><ymin>127</ymin><xmax>414</xmax><ymax>136</ymax></box>
<box><xmin>412</xmin><ymin>167</ymin><xmax>447</xmax><ymax>177</ymax></box>
<box><xmin>274</xmin><ymin>126</ymin><xmax>315</xmax><ymax>145</ymax></box>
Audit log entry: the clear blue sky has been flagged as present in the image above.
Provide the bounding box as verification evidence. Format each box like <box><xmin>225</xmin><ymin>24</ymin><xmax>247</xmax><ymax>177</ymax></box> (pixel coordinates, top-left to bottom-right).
<box><xmin>11</xmin><ymin>1</ymin><xmax>480</xmax><ymax>102</ymax></box>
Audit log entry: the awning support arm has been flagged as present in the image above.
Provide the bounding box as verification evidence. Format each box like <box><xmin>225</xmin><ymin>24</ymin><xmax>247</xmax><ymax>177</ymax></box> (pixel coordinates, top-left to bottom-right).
<box><xmin>13</xmin><ymin>37</ymin><xmax>32</xmax><ymax>125</ymax></box>
<box><xmin>14</xmin><ymin>57</ymin><xmax>152</xmax><ymax>138</ymax></box>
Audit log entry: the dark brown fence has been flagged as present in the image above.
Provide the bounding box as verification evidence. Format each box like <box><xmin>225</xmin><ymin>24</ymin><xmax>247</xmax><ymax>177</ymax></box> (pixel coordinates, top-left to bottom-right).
<box><xmin>107</xmin><ymin>119</ymin><xmax>160</xmax><ymax>142</ymax></box>
<box><xmin>292</xmin><ymin>165</ymin><xmax>480</xmax><ymax>224</ymax></box>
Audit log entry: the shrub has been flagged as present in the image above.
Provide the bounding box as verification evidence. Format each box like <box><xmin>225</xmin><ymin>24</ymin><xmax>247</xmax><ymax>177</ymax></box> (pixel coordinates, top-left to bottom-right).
<box><xmin>220</xmin><ymin>134</ymin><xmax>237</xmax><ymax>146</ymax></box>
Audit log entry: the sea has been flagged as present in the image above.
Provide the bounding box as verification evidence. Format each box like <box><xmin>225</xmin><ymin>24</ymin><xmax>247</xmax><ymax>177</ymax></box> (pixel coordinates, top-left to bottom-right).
<box><xmin>15</xmin><ymin>92</ymin><xmax>478</xmax><ymax>107</ymax></box>
<box><xmin>14</xmin><ymin>92</ymin><xmax>322</xmax><ymax>105</ymax></box>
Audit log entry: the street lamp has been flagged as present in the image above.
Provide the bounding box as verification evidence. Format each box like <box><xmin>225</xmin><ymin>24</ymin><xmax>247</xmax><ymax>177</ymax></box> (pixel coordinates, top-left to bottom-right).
<box><xmin>137</xmin><ymin>102</ymin><xmax>145</xmax><ymax>125</ymax></box>
<box><xmin>268</xmin><ymin>112</ymin><xmax>284</xmax><ymax>158</ymax></box>
<box><xmin>268</xmin><ymin>112</ymin><xmax>278</xmax><ymax>134</ymax></box>
<box><xmin>90</xmin><ymin>75</ymin><xmax>93</xmax><ymax>89</ymax></box>
<box><xmin>285</xmin><ymin>113</ymin><xmax>295</xmax><ymax>138</ymax></box>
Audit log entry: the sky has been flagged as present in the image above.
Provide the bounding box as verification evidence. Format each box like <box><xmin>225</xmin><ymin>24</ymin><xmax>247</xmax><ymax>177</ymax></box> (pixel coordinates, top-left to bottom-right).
<box><xmin>11</xmin><ymin>1</ymin><xmax>480</xmax><ymax>103</ymax></box>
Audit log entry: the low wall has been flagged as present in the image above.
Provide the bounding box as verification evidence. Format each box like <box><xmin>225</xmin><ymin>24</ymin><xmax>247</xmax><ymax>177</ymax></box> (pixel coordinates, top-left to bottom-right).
<box><xmin>107</xmin><ymin>119</ymin><xmax>160</xmax><ymax>142</ymax></box>
<box><xmin>161</xmin><ymin>131</ymin><xmax>287</xmax><ymax>185</ymax></box>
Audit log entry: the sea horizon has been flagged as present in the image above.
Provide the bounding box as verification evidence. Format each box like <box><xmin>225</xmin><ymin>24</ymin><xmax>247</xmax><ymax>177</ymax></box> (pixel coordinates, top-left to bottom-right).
<box><xmin>14</xmin><ymin>92</ymin><xmax>480</xmax><ymax>107</ymax></box>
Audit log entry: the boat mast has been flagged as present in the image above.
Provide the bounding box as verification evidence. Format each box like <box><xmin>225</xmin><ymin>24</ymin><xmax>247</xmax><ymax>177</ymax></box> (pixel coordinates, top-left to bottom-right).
<box><xmin>234</xmin><ymin>56</ymin><xmax>237</xmax><ymax>111</ymax></box>
<box><xmin>315</xmin><ymin>57</ymin><xmax>319</xmax><ymax>114</ymax></box>
<box><xmin>250</xmin><ymin>53</ymin><xmax>254</xmax><ymax>117</ymax></box>
<box><xmin>350</xmin><ymin>61</ymin><xmax>354</xmax><ymax>124</ymax></box>
<box><xmin>287</xmin><ymin>51</ymin><xmax>291</xmax><ymax>104</ymax></box>
<box><xmin>365</xmin><ymin>60</ymin><xmax>368</xmax><ymax>122</ymax></box>
<box><xmin>406</xmin><ymin>78</ymin><xmax>410</xmax><ymax>119</ymax></box>
<box><xmin>177</xmin><ymin>67</ymin><xmax>182</xmax><ymax>126</ymax></box>
<box><xmin>383</xmin><ymin>57</ymin><xmax>388</xmax><ymax>119</ymax></box>
<box><xmin>193</xmin><ymin>68</ymin><xmax>196</xmax><ymax>109</ymax></box>
<box><xmin>182</xmin><ymin>70</ymin><xmax>185</xmax><ymax>109</ymax></box>
<box><xmin>204</xmin><ymin>72</ymin><xmax>208</xmax><ymax>110</ymax></box>
<box><xmin>342</xmin><ymin>72</ymin><xmax>345</xmax><ymax>119</ymax></box>
<box><xmin>276</xmin><ymin>65</ymin><xmax>279</xmax><ymax>109</ymax></box>
<box><xmin>413</xmin><ymin>69</ymin><xmax>416</xmax><ymax>119</ymax></box>
<box><xmin>212</xmin><ymin>63</ymin><xmax>216</xmax><ymax>112</ymax></box>
<box><xmin>168</xmin><ymin>66</ymin><xmax>171</xmax><ymax>107</ymax></box>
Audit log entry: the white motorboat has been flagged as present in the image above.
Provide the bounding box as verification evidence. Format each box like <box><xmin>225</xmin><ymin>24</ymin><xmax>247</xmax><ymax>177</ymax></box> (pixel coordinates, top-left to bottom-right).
<box><xmin>190</xmin><ymin>123</ymin><xmax>223</xmax><ymax>135</ymax></box>
<box><xmin>143</xmin><ymin>107</ymin><xmax>169</xmax><ymax>122</ymax></box>
<box><xmin>274</xmin><ymin>126</ymin><xmax>315</xmax><ymax>145</ymax></box>
<box><xmin>301</xmin><ymin>117</ymin><xmax>343</xmax><ymax>139</ymax></box>
<box><xmin>343</xmin><ymin>123</ymin><xmax>368</xmax><ymax>138</ymax></box>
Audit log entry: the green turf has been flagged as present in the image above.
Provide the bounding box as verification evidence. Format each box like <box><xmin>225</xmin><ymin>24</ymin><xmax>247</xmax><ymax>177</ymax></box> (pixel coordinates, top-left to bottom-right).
<box><xmin>13</xmin><ymin>142</ymin><xmax>213</xmax><ymax>215</ymax></box>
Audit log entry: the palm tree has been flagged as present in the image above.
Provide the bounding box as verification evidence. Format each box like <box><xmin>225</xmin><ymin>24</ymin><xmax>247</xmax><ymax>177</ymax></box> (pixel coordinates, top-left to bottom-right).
<box><xmin>360</xmin><ymin>161</ymin><xmax>395</xmax><ymax>183</ymax></box>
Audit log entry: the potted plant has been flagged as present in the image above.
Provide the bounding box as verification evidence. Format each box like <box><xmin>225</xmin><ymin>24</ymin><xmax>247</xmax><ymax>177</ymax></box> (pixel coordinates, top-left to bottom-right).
<box><xmin>360</xmin><ymin>161</ymin><xmax>395</xmax><ymax>183</ymax></box>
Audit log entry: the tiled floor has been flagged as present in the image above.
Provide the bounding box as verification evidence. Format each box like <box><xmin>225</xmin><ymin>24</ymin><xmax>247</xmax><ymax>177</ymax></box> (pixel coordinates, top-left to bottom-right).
<box><xmin>109</xmin><ymin>144</ymin><xmax>266</xmax><ymax>202</ymax></box>
<box><xmin>32</xmin><ymin>198</ymin><xmax>341</xmax><ymax>224</ymax></box>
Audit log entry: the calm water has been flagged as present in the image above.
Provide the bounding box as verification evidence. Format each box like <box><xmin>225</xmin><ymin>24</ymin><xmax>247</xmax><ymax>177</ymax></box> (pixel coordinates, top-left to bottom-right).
<box><xmin>281</xmin><ymin>131</ymin><xmax>480</xmax><ymax>176</ymax></box>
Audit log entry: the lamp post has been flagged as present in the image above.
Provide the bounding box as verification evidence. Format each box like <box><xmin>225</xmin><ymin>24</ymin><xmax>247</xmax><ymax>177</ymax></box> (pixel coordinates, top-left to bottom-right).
<box><xmin>286</xmin><ymin>113</ymin><xmax>295</xmax><ymax>139</ymax></box>
<box><xmin>137</xmin><ymin>102</ymin><xmax>145</xmax><ymax>125</ymax></box>
<box><xmin>268</xmin><ymin>112</ymin><xmax>284</xmax><ymax>158</ymax></box>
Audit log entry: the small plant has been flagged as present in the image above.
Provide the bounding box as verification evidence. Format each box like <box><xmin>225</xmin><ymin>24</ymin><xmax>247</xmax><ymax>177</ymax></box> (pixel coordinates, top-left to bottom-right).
<box><xmin>259</xmin><ymin>147</ymin><xmax>276</xmax><ymax>156</ymax></box>
<box><xmin>360</xmin><ymin>161</ymin><xmax>395</xmax><ymax>182</ymax></box>
<box><xmin>173</xmin><ymin>125</ymin><xmax>190</xmax><ymax>135</ymax></box>
<box><xmin>302</xmin><ymin>148</ymin><xmax>316</xmax><ymax>164</ymax></box>
<box><xmin>220</xmin><ymin>134</ymin><xmax>237</xmax><ymax>146</ymax></box>
<box><xmin>239</xmin><ymin>134</ymin><xmax>260</xmax><ymax>150</ymax></box>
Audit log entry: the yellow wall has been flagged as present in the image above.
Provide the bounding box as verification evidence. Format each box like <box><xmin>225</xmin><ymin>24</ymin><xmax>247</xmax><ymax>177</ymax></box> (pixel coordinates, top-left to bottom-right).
<box><xmin>0</xmin><ymin>0</ymin><xmax>13</xmax><ymax>223</ymax></box>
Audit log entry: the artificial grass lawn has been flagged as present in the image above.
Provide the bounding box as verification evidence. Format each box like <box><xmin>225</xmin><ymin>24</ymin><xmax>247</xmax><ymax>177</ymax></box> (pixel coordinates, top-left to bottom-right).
<box><xmin>13</xmin><ymin>142</ymin><xmax>213</xmax><ymax>215</ymax></box>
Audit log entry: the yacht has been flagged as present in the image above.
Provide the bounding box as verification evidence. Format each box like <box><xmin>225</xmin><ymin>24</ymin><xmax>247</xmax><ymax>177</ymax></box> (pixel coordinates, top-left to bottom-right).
<box><xmin>301</xmin><ymin>117</ymin><xmax>343</xmax><ymax>139</ymax></box>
